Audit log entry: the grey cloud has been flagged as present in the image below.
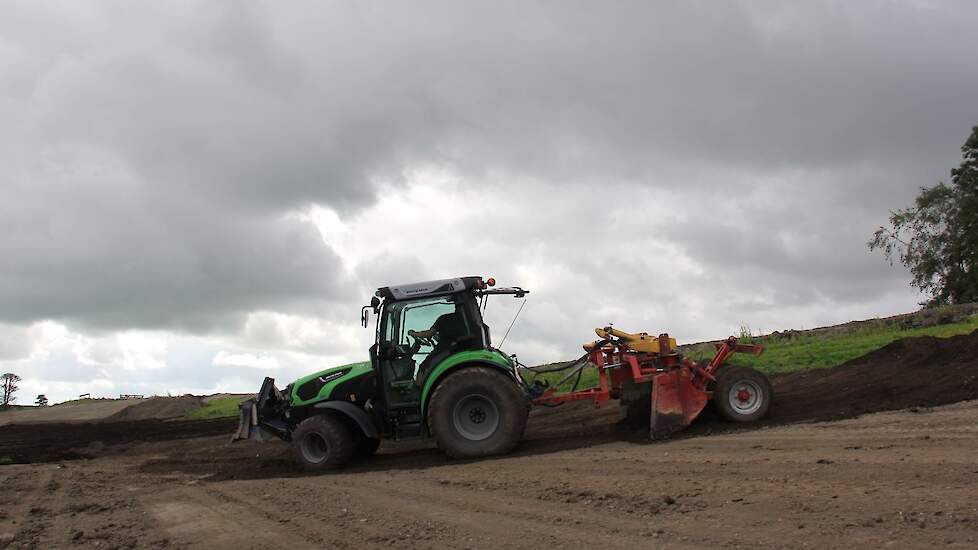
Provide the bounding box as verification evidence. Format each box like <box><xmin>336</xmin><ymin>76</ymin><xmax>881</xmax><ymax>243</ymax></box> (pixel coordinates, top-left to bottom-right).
<box><xmin>262</xmin><ymin>1</ymin><xmax>978</xmax><ymax>183</ymax></box>
<box><xmin>1</xmin><ymin>171</ymin><xmax>348</xmax><ymax>331</ymax></box>
<box><xmin>0</xmin><ymin>323</ymin><xmax>32</xmax><ymax>360</ymax></box>
<box><xmin>1</xmin><ymin>0</ymin><xmax>975</xmax><ymax>348</ymax></box>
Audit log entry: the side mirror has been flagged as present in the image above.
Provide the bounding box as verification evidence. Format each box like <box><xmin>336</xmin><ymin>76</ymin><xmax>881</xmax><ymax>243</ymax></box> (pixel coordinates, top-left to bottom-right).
<box><xmin>362</xmin><ymin>297</ymin><xmax>382</xmax><ymax>327</ymax></box>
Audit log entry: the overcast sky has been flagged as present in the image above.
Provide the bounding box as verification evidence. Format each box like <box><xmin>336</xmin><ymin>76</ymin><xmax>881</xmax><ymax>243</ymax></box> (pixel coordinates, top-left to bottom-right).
<box><xmin>2</xmin><ymin>1</ymin><xmax>977</xmax><ymax>403</ymax></box>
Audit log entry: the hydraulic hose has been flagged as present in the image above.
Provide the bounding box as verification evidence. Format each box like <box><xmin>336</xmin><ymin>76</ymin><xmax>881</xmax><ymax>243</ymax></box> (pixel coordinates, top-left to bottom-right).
<box><xmin>519</xmin><ymin>339</ymin><xmax>610</xmax><ymax>404</ymax></box>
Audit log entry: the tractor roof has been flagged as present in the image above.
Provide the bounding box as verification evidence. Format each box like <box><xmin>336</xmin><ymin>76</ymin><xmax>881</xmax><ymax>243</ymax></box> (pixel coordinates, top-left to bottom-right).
<box><xmin>376</xmin><ymin>276</ymin><xmax>484</xmax><ymax>302</ymax></box>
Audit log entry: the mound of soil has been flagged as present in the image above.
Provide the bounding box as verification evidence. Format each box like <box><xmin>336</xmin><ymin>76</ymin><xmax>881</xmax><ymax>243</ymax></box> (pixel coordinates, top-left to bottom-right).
<box><xmin>770</xmin><ymin>329</ymin><xmax>978</xmax><ymax>423</ymax></box>
<box><xmin>0</xmin><ymin>418</ymin><xmax>235</xmax><ymax>463</ymax></box>
<box><xmin>106</xmin><ymin>395</ymin><xmax>204</xmax><ymax>422</ymax></box>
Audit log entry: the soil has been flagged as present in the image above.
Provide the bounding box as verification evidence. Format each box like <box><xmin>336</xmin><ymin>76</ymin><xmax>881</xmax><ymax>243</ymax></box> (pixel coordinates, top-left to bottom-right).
<box><xmin>2</xmin><ymin>330</ymin><xmax>978</xmax><ymax>549</ymax></box>
<box><xmin>0</xmin><ymin>399</ymin><xmax>148</xmax><ymax>426</ymax></box>
<box><xmin>770</xmin><ymin>329</ymin><xmax>978</xmax><ymax>423</ymax></box>
<box><xmin>105</xmin><ymin>396</ymin><xmax>205</xmax><ymax>422</ymax></box>
<box><xmin>0</xmin><ymin>418</ymin><xmax>234</xmax><ymax>464</ymax></box>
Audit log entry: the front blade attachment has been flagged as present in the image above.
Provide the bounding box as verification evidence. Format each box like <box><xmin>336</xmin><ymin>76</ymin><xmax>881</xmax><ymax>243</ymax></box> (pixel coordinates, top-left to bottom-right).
<box><xmin>231</xmin><ymin>399</ymin><xmax>259</xmax><ymax>442</ymax></box>
<box><xmin>231</xmin><ymin>376</ymin><xmax>290</xmax><ymax>443</ymax></box>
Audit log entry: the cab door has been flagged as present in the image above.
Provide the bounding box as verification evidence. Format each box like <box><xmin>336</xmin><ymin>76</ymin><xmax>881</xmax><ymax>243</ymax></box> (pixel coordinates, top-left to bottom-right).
<box><xmin>376</xmin><ymin>301</ymin><xmax>417</xmax><ymax>412</ymax></box>
<box><xmin>377</xmin><ymin>297</ymin><xmax>458</xmax><ymax>409</ymax></box>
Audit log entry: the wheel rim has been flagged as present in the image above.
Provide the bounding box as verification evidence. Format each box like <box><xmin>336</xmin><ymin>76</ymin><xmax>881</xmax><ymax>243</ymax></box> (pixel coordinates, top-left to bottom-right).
<box><xmin>299</xmin><ymin>432</ymin><xmax>330</xmax><ymax>464</ymax></box>
<box><xmin>452</xmin><ymin>393</ymin><xmax>500</xmax><ymax>441</ymax></box>
<box><xmin>727</xmin><ymin>380</ymin><xmax>764</xmax><ymax>415</ymax></box>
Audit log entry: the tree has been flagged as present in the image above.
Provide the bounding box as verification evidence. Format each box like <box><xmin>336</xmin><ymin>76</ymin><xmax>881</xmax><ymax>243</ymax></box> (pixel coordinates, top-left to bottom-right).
<box><xmin>1</xmin><ymin>373</ymin><xmax>20</xmax><ymax>408</ymax></box>
<box><xmin>36</xmin><ymin>394</ymin><xmax>49</xmax><ymax>407</ymax></box>
<box><xmin>870</xmin><ymin>125</ymin><xmax>978</xmax><ymax>307</ymax></box>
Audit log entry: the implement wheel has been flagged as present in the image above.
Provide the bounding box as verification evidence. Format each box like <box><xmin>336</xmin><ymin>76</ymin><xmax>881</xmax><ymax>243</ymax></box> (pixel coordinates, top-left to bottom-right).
<box><xmin>428</xmin><ymin>367</ymin><xmax>528</xmax><ymax>459</ymax></box>
<box><xmin>713</xmin><ymin>366</ymin><xmax>772</xmax><ymax>423</ymax></box>
<box><xmin>291</xmin><ymin>414</ymin><xmax>353</xmax><ymax>472</ymax></box>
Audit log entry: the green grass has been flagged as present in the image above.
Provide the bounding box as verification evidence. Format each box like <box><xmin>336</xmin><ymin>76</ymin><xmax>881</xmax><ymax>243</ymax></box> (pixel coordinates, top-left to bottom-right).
<box><xmin>0</xmin><ymin>456</ymin><xmax>14</xmax><ymax>466</ymax></box>
<box><xmin>181</xmin><ymin>397</ymin><xmax>242</xmax><ymax>420</ymax></box>
<box><xmin>684</xmin><ymin>315</ymin><xmax>978</xmax><ymax>375</ymax></box>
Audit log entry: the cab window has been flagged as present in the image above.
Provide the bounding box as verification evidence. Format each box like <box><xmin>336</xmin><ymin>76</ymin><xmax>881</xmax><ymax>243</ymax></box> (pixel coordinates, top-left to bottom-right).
<box><xmin>400</xmin><ymin>298</ymin><xmax>458</xmax><ymax>350</ymax></box>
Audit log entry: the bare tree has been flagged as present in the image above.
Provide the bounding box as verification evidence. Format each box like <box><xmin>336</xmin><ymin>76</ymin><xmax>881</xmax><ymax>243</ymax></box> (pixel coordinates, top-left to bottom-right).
<box><xmin>2</xmin><ymin>373</ymin><xmax>21</xmax><ymax>408</ymax></box>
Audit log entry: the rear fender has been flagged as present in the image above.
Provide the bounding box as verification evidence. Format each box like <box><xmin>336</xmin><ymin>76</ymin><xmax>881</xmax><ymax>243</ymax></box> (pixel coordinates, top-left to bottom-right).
<box><xmin>312</xmin><ymin>400</ymin><xmax>379</xmax><ymax>439</ymax></box>
<box><xmin>419</xmin><ymin>349</ymin><xmax>517</xmax><ymax>416</ymax></box>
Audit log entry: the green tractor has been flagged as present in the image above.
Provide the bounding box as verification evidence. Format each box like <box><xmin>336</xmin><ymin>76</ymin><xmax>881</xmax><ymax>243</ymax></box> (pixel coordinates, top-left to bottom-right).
<box><xmin>233</xmin><ymin>276</ymin><xmax>532</xmax><ymax>471</ymax></box>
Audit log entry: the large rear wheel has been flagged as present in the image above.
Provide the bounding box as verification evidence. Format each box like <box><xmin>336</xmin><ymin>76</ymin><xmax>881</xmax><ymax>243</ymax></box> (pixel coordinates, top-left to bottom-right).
<box><xmin>428</xmin><ymin>367</ymin><xmax>528</xmax><ymax>459</ymax></box>
<box><xmin>713</xmin><ymin>366</ymin><xmax>772</xmax><ymax>423</ymax></box>
<box><xmin>291</xmin><ymin>414</ymin><xmax>354</xmax><ymax>471</ymax></box>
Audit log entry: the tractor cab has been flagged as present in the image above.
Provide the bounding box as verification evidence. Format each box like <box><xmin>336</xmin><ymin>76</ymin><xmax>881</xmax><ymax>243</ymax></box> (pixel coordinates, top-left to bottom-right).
<box><xmin>362</xmin><ymin>276</ymin><xmax>526</xmax><ymax>438</ymax></box>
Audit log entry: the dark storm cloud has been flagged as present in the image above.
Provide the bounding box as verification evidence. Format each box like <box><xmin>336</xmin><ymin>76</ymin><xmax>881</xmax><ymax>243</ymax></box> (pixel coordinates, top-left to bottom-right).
<box><xmin>265</xmin><ymin>1</ymin><xmax>978</xmax><ymax>185</ymax></box>
<box><xmin>1</xmin><ymin>0</ymin><xmax>976</xmax><ymax>337</ymax></box>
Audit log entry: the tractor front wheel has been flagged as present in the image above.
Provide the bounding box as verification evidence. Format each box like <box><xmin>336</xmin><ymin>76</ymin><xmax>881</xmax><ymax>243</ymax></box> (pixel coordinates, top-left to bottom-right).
<box><xmin>713</xmin><ymin>366</ymin><xmax>772</xmax><ymax>423</ymax></box>
<box><xmin>428</xmin><ymin>367</ymin><xmax>528</xmax><ymax>459</ymax></box>
<box><xmin>291</xmin><ymin>414</ymin><xmax>354</xmax><ymax>472</ymax></box>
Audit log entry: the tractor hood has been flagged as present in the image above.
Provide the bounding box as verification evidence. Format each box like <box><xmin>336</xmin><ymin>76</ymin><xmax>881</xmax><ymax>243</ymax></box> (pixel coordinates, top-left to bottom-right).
<box><xmin>289</xmin><ymin>361</ymin><xmax>373</xmax><ymax>406</ymax></box>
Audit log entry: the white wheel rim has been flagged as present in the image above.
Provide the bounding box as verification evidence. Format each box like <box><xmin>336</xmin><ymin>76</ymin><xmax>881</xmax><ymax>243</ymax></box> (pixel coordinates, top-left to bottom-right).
<box><xmin>727</xmin><ymin>380</ymin><xmax>763</xmax><ymax>415</ymax></box>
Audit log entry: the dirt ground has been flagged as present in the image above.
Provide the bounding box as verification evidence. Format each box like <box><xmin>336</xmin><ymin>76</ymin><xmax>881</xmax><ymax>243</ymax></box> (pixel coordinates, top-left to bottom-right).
<box><xmin>2</xmin><ymin>331</ymin><xmax>977</xmax><ymax>549</ymax></box>
<box><xmin>1</xmin><ymin>400</ymin><xmax>976</xmax><ymax>549</ymax></box>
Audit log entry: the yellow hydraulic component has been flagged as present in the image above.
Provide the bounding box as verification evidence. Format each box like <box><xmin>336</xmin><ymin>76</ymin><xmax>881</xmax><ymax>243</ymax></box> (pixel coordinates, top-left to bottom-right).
<box><xmin>583</xmin><ymin>327</ymin><xmax>677</xmax><ymax>354</ymax></box>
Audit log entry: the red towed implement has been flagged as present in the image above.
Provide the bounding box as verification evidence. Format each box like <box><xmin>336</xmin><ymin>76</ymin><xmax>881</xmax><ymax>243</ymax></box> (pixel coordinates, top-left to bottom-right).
<box><xmin>528</xmin><ymin>327</ymin><xmax>772</xmax><ymax>438</ymax></box>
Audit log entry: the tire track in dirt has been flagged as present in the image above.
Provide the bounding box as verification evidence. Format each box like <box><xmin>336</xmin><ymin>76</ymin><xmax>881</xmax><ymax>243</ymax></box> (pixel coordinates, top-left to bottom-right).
<box><xmin>202</xmin><ymin>483</ymin><xmax>332</xmax><ymax>547</ymax></box>
<box><xmin>0</xmin><ymin>467</ymin><xmax>54</xmax><ymax>548</ymax></box>
<box><xmin>36</xmin><ymin>471</ymin><xmax>71</xmax><ymax>548</ymax></box>
<box><xmin>206</xmin><ymin>479</ymin><xmax>449</xmax><ymax>550</ymax></box>
<box><xmin>59</xmin><ymin>468</ymin><xmax>171</xmax><ymax>548</ymax></box>
<box><xmin>2</xmin><ymin>464</ymin><xmax>172</xmax><ymax>549</ymax></box>
<box><xmin>211</xmin><ymin>463</ymin><xmax>701</xmax><ymax>549</ymax></box>
<box><xmin>147</xmin><ymin>483</ymin><xmax>315</xmax><ymax>550</ymax></box>
<box><xmin>2</xmin><ymin>466</ymin><xmax>63</xmax><ymax>549</ymax></box>
<box><xmin>333</xmin><ymin>475</ymin><xmax>697</xmax><ymax>549</ymax></box>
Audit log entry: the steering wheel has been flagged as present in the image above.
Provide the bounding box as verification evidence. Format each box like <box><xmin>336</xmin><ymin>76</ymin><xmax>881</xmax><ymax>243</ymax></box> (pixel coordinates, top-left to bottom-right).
<box><xmin>408</xmin><ymin>332</ymin><xmax>436</xmax><ymax>349</ymax></box>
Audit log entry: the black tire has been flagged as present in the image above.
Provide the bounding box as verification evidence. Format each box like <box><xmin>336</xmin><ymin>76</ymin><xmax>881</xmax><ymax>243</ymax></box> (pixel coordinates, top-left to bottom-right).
<box><xmin>712</xmin><ymin>366</ymin><xmax>773</xmax><ymax>423</ymax></box>
<box><xmin>428</xmin><ymin>366</ymin><xmax>528</xmax><ymax>459</ymax></box>
<box><xmin>354</xmin><ymin>436</ymin><xmax>381</xmax><ymax>458</ymax></box>
<box><xmin>290</xmin><ymin>414</ymin><xmax>353</xmax><ymax>471</ymax></box>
